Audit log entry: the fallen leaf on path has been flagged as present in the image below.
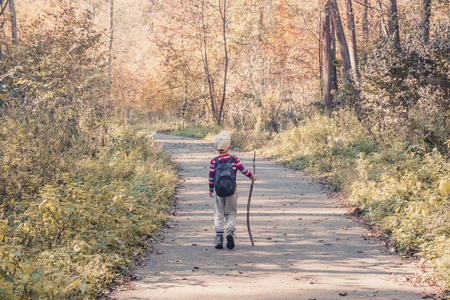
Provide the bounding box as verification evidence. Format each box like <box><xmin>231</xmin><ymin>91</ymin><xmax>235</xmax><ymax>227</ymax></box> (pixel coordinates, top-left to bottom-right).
<box><xmin>154</xmin><ymin>249</ymin><xmax>162</xmax><ymax>254</ymax></box>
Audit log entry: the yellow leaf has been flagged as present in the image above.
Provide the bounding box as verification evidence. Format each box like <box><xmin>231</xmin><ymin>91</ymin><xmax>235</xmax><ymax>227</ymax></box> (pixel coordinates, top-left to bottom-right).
<box><xmin>438</xmin><ymin>179</ymin><xmax>450</xmax><ymax>196</ymax></box>
<box><xmin>416</xmin><ymin>181</ymin><xmax>421</xmax><ymax>191</ymax></box>
<box><xmin>63</xmin><ymin>279</ymin><xmax>81</xmax><ymax>293</ymax></box>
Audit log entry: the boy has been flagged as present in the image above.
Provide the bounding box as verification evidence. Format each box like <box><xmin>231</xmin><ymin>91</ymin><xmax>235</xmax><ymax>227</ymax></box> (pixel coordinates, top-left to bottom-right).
<box><xmin>209</xmin><ymin>131</ymin><xmax>256</xmax><ymax>249</ymax></box>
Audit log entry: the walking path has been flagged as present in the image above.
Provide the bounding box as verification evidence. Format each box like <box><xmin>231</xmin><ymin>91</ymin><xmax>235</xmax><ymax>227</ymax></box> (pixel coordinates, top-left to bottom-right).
<box><xmin>112</xmin><ymin>134</ymin><xmax>433</xmax><ymax>300</ymax></box>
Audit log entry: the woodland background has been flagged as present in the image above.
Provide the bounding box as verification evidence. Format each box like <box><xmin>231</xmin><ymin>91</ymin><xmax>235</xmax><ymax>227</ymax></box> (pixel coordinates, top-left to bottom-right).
<box><xmin>0</xmin><ymin>0</ymin><xmax>449</xmax><ymax>298</ymax></box>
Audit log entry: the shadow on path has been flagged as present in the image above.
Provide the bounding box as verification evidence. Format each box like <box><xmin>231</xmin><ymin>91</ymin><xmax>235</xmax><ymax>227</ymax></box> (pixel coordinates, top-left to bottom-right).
<box><xmin>111</xmin><ymin>134</ymin><xmax>432</xmax><ymax>300</ymax></box>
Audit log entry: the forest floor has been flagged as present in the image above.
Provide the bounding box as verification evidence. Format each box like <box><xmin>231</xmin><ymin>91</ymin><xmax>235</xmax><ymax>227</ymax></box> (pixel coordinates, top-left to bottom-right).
<box><xmin>111</xmin><ymin>134</ymin><xmax>436</xmax><ymax>300</ymax></box>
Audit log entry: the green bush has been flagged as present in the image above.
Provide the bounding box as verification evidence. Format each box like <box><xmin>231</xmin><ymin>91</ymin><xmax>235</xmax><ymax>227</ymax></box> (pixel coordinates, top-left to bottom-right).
<box><xmin>171</xmin><ymin>122</ymin><xmax>220</xmax><ymax>139</ymax></box>
<box><xmin>262</xmin><ymin>109</ymin><xmax>374</xmax><ymax>192</ymax></box>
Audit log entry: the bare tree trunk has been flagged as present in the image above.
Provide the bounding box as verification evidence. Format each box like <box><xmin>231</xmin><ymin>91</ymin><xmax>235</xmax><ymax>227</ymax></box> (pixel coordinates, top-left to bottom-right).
<box><xmin>377</xmin><ymin>0</ymin><xmax>389</xmax><ymax>39</ymax></box>
<box><xmin>218</xmin><ymin>0</ymin><xmax>228</xmax><ymax>124</ymax></box>
<box><xmin>330</xmin><ymin>0</ymin><xmax>352</xmax><ymax>75</ymax></box>
<box><xmin>386</xmin><ymin>0</ymin><xmax>400</xmax><ymax>47</ymax></box>
<box><xmin>9</xmin><ymin>0</ymin><xmax>17</xmax><ymax>45</ymax></box>
<box><xmin>362</xmin><ymin>0</ymin><xmax>369</xmax><ymax>41</ymax></box>
<box><xmin>201</xmin><ymin>0</ymin><xmax>216</xmax><ymax>121</ymax></box>
<box><xmin>319</xmin><ymin>0</ymin><xmax>323</xmax><ymax>97</ymax></box>
<box><xmin>330</xmin><ymin>12</ymin><xmax>338</xmax><ymax>93</ymax></box>
<box><xmin>420</xmin><ymin>0</ymin><xmax>432</xmax><ymax>43</ymax></box>
<box><xmin>323</xmin><ymin>0</ymin><xmax>333</xmax><ymax>108</ymax></box>
<box><xmin>345</xmin><ymin>0</ymin><xmax>359</xmax><ymax>81</ymax></box>
<box><xmin>106</xmin><ymin>0</ymin><xmax>114</xmax><ymax>77</ymax></box>
<box><xmin>258</xmin><ymin>5</ymin><xmax>264</xmax><ymax>42</ymax></box>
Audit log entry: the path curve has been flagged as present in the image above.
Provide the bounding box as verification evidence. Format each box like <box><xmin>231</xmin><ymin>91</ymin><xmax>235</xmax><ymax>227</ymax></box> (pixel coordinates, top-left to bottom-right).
<box><xmin>112</xmin><ymin>134</ymin><xmax>432</xmax><ymax>300</ymax></box>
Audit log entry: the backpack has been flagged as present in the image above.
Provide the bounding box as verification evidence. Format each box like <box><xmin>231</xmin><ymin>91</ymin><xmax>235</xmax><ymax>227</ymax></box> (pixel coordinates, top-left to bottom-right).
<box><xmin>214</xmin><ymin>156</ymin><xmax>236</xmax><ymax>197</ymax></box>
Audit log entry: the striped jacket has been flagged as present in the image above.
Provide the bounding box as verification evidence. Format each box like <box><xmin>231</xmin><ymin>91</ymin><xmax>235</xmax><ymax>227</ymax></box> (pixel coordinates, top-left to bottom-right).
<box><xmin>209</xmin><ymin>154</ymin><xmax>255</xmax><ymax>193</ymax></box>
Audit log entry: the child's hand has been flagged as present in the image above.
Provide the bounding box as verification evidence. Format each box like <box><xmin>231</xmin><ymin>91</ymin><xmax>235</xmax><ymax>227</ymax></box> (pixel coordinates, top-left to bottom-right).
<box><xmin>209</xmin><ymin>192</ymin><xmax>214</xmax><ymax>198</ymax></box>
<box><xmin>252</xmin><ymin>175</ymin><xmax>257</xmax><ymax>181</ymax></box>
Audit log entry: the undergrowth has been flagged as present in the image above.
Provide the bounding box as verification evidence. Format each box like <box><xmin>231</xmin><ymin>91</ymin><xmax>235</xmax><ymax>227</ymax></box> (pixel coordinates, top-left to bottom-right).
<box><xmin>170</xmin><ymin>122</ymin><xmax>221</xmax><ymax>139</ymax></box>
<box><xmin>0</xmin><ymin>6</ymin><xmax>177</xmax><ymax>298</ymax></box>
<box><xmin>261</xmin><ymin>109</ymin><xmax>450</xmax><ymax>290</ymax></box>
<box><xmin>0</xmin><ymin>124</ymin><xmax>177</xmax><ymax>298</ymax></box>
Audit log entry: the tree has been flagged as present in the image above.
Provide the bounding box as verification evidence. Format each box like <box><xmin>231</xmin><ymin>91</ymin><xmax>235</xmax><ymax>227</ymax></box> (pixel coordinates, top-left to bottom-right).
<box><xmin>329</xmin><ymin>0</ymin><xmax>352</xmax><ymax>75</ymax></box>
<box><xmin>106</xmin><ymin>0</ymin><xmax>114</xmax><ymax>77</ymax></box>
<box><xmin>419</xmin><ymin>0</ymin><xmax>432</xmax><ymax>43</ymax></box>
<box><xmin>200</xmin><ymin>0</ymin><xmax>217</xmax><ymax>121</ymax></box>
<box><xmin>362</xmin><ymin>0</ymin><xmax>369</xmax><ymax>42</ymax></box>
<box><xmin>345</xmin><ymin>0</ymin><xmax>359</xmax><ymax>81</ymax></box>
<box><xmin>322</xmin><ymin>0</ymin><xmax>334</xmax><ymax>107</ymax></box>
<box><xmin>218</xmin><ymin>0</ymin><xmax>229</xmax><ymax>124</ymax></box>
<box><xmin>9</xmin><ymin>0</ymin><xmax>17</xmax><ymax>45</ymax></box>
<box><xmin>386</xmin><ymin>0</ymin><xmax>400</xmax><ymax>47</ymax></box>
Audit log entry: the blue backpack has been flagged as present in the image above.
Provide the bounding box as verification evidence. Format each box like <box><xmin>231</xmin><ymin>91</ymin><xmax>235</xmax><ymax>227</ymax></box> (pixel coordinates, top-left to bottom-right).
<box><xmin>214</xmin><ymin>156</ymin><xmax>236</xmax><ymax>197</ymax></box>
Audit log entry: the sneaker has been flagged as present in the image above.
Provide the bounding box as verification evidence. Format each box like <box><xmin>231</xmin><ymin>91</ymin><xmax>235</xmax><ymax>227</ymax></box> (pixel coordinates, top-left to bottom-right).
<box><xmin>215</xmin><ymin>234</ymin><xmax>223</xmax><ymax>249</ymax></box>
<box><xmin>226</xmin><ymin>230</ymin><xmax>235</xmax><ymax>249</ymax></box>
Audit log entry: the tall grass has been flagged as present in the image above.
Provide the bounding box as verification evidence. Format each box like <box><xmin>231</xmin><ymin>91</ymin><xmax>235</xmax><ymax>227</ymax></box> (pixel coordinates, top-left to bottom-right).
<box><xmin>0</xmin><ymin>122</ymin><xmax>177</xmax><ymax>298</ymax></box>
<box><xmin>261</xmin><ymin>109</ymin><xmax>450</xmax><ymax>290</ymax></box>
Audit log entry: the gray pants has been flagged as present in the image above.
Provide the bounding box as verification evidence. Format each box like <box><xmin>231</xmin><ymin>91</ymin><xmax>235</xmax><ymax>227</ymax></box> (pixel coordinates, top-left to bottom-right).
<box><xmin>213</xmin><ymin>191</ymin><xmax>238</xmax><ymax>235</ymax></box>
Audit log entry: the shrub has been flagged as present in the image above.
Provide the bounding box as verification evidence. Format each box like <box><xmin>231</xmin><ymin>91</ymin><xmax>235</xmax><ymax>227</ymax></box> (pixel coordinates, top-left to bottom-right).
<box><xmin>356</xmin><ymin>21</ymin><xmax>450</xmax><ymax>152</ymax></box>
<box><xmin>0</xmin><ymin>6</ymin><xmax>177</xmax><ymax>298</ymax></box>
<box><xmin>262</xmin><ymin>109</ymin><xmax>450</xmax><ymax>289</ymax></box>
<box><xmin>0</xmin><ymin>124</ymin><xmax>176</xmax><ymax>298</ymax></box>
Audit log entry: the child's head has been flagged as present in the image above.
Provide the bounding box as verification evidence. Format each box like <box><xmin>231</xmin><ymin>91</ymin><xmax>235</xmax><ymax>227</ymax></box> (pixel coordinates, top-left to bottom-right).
<box><xmin>215</xmin><ymin>131</ymin><xmax>231</xmax><ymax>153</ymax></box>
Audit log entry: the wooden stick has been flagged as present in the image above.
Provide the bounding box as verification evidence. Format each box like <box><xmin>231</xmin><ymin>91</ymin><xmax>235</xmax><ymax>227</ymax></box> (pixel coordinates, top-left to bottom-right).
<box><xmin>247</xmin><ymin>151</ymin><xmax>256</xmax><ymax>246</ymax></box>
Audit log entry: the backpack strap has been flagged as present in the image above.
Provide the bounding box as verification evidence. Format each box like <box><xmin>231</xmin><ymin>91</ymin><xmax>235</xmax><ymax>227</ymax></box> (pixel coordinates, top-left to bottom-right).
<box><xmin>214</xmin><ymin>156</ymin><xmax>234</xmax><ymax>168</ymax></box>
<box><xmin>214</xmin><ymin>157</ymin><xmax>220</xmax><ymax>168</ymax></box>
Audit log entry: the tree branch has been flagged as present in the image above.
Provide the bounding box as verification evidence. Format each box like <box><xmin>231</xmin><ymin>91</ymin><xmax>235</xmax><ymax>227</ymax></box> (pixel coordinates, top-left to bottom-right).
<box><xmin>353</xmin><ymin>0</ymin><xmax>381</xmax><ymax>11</ymax></box>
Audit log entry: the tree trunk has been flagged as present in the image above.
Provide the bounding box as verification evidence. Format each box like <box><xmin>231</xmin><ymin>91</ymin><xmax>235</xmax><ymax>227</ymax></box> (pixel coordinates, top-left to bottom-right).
<box><xmin>330</xmin><ymin>11</ymin><xmax>338</xmax><ymax>93</ymax></box>
<box><xmin>258</xmin><ymin>5</ymin><xmax>264</xmax><ymax>42</ymax></box>
<box><xmin>362</xmin><ymin>0</ymin><xmax>369</xmax><ymax>42</ymax></box>
<box><xmin>322</xmin><ymin>0</ymin><xmax>333</xmax><ymax>108</ymax></box>
<box><xmin>330</xmin><ymin>0</ymin><xmax>352</xmax><ymax>76</ymax></box>
<box><xmin>420</xmin><ymin>0</ymin><xmax>432</xmax><ymax>43</ymax></box>
<box><xmin>218</xmin><ymin>0</ymin><xmax>228</xmax><ymax>124</ymax></box>
<box><xmin>378</xmin><ymin>0</ymin><xmax>389</xmax><ymax>39</ymax></box>
<box><xmin>201</xmin><ymin>0</ymin><xmax>216</xmax><ymax>121</ymax></box>
<box><xmin>386</xmin><ymin>0</ymin><xmax>400</xmax><ymax>47</ymax></box>
<box><xmin>319</xmin><ymin>0</ymin><xmax>323</xmax><ymax>97</ymax></box>
<box><xmin>9</xmin><ymin>0</ymin><xmax>17</xmax><ymax>45</ymax></box>
<box><xmin>345</xmin><ymin>0</ymin><xmax>359</xmax><ymax>81</ymax></box>
<box><xmin>106</xmin><ymin>0</ymin><xmax>114</xmax><ymax>77</ymax></box>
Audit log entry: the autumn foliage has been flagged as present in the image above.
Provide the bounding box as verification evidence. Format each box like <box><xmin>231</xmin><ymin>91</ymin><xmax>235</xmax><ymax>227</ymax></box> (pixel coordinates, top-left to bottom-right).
<box><xmin>0</xmin><ymin>0</ymin><xmax>449</xmax><ymax>295</ymax></box>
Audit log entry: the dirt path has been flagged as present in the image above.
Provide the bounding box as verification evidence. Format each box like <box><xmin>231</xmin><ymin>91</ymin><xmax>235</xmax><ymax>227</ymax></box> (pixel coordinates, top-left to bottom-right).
<box><xmin>111</xmin><ymin>134</ymin><xmax>432</xmax><ymax>300</ymax></box>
